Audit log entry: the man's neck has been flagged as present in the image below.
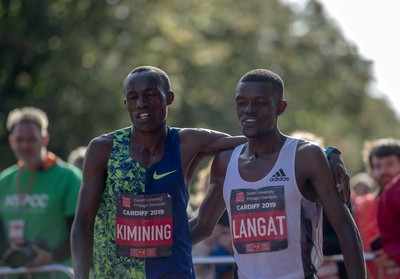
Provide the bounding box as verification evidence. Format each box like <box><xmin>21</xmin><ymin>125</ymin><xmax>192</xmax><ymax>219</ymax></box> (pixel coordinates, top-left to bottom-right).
<box><xmin>18</xmin><ymin>150</ymin><xmax>48</xmax><ymax>172</ymax></box>
<box><xmin>20</xmin><ymin>159</ymin><xmax>44</xmax><ymax>172</ymax></box>
<box><xmin>246</xmin><ymin>133</ymin><xmax>286</xmax><ymax>157</ymax></box>
<box><xmin>130</xmin><ymin>125</ymin><xmax>167</xmax><ymax>156</ymax></box>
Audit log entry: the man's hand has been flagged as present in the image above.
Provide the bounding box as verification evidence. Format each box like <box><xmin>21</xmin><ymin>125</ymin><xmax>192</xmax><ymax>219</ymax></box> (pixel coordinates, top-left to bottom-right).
<box><xmin>26</xmin><ymin>244</ymin><xmax>54</xmax><ymax>267</ymax></box>
<box><xmin>328</xmin><ymin>152</ymin><xmax>350</xmax><ymax>204</ymax></box>
<box><xmin>373</xmin><ymin>249</ymin><xmax>400</xmax><ymax>276</ymax></box>
<box><xmin>1</xmin><ymin>244</ymin><xmax>17</xmax><ymax>262</ymax></box>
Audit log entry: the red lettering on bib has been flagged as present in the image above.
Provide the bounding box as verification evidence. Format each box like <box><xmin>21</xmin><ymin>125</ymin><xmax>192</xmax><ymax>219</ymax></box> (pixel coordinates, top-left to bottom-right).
<box><xmin>116</xmin><ymin>193</ymin><xmax>173</xmax><ymax>258</ymax></box>
<box><xmin>230</xmin><ymin>186</ymin><xmax>288</xmax><ymax>253</ymax></box>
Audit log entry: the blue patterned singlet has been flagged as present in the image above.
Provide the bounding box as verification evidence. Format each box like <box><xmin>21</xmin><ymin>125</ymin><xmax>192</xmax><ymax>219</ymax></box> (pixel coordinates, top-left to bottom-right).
<box><xmin>93</xmin><ymin>127</ymin><xmax>195</xmax><ymax>279</ymax></box>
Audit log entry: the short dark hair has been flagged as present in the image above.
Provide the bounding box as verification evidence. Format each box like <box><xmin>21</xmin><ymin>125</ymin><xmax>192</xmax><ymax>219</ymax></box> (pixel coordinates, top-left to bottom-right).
<box><xmin>238</xmin><ymin>69</ymin><xmax>284</xmax><ymax>98</ymax></box>
<box><xmin>362</xmin><ymin>138</ymin><xmax>400</xmax><ymax>171</ymax></box>
<box><xmin>124</xmin><ymin>66</ymin><xmax>171</xmax><ymax>93</ymax></box>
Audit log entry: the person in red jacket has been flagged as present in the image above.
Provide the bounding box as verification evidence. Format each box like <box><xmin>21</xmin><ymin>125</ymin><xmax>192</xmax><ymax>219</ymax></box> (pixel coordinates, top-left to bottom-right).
<box><xmin>378</xmin><ymin>173</ymin><xmax>400</xmax><ymax>266</ymax></box>
<box><xmin>355</xmin><ymin>138</ymin><xmax>400</xmax><ymax>278</ymax></box>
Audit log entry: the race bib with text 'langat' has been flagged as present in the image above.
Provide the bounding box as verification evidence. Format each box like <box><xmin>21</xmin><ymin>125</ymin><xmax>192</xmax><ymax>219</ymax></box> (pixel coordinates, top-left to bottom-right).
<box><xmin>230</xmin><ymin>186</ymin><xmax>287</xmax><ymax>254</ymax></box>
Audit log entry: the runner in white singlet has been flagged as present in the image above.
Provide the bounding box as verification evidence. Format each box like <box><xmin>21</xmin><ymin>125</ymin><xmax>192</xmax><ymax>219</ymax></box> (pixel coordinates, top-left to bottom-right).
<box><xmin>191</xmin><ymin>69</ymin><xmax>366</xmax><ymax>279</ymax></box>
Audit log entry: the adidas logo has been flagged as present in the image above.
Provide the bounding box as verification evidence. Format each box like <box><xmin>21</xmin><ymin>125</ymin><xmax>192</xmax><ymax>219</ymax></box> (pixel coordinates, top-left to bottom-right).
<box><xmin>269</xmin><ymin>168</ymin><xmax>289</xmax><ymax>182</ymax></box>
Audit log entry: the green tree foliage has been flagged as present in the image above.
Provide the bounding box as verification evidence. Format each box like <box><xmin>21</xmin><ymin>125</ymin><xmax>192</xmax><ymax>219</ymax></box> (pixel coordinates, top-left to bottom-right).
<box><xmin>1</xmin><ymin>0</ymin><xmax>399</xmax><ymax>174</ymax></box>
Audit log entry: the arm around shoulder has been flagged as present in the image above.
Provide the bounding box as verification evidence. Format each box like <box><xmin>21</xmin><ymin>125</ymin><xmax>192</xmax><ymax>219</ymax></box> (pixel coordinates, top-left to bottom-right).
<box><xmin>179</xmin><ymin>128</ymin><xmax>245</xmax><ymax>157</ymax></box>
<box><xmin>325</xmin><ymin>146</ymin><xmax>350</xmax><ymax>203</ymax></box>
<box><xmin>298</xmin><ymin>144</ymin><xmax>366</xmax><ymax>278</ymax></box>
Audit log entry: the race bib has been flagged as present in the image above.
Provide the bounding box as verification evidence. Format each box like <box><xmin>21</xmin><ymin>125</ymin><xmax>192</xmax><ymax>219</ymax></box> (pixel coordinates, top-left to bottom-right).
<box><xmin>230</xmin><ymin>186</ymin><xmax>287</xmax><ymax>254</ymax></box>
<box><xmin>116</xmin><ymin>193</ymin><xmax>173</xmax><ymax>258</ymax></box>
<box><xmin>9</xmin><ymin>219</ymin><xmax>25</xmax><ymax>245</ymax></box>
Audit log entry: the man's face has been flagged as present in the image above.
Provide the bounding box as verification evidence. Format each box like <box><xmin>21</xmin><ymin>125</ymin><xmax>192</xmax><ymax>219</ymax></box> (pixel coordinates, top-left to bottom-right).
<box><xmin>235</xmin><ymin>81</ymin><xmax>285</xmax><ymax>138</ymax></box>
<box><xmin>370</xmin><ymin>154</ymin><xmax>400</xmax><ymax>189</ymax></box>
<box><xmin>8</xmin><ymin>122</ymin><xmax>47</xmax><ymax>167</ymax></box>
<box><xmin>123</xmin><ymin>72</ymin><xmax>173</xmax><ymax>132</ymax></box>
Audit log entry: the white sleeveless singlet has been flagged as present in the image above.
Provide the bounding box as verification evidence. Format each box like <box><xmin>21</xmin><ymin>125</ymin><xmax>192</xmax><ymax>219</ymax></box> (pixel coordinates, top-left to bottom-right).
<box><xmin>223</xmin><ymin>137</ymin><xmax>323</xmax><ymax>279</ymax></box>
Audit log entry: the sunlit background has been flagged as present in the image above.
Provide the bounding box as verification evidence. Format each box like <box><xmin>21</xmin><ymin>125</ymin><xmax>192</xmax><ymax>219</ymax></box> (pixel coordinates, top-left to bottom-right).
<box><xmin>285</xmin><ymin>0</ymin><xmax>400</xmax><ymax>117</ymax></box>
<box><xmin>1</xmin><ymin>0</ymin><xmax>400</xmax><ymax>176</ymax></box>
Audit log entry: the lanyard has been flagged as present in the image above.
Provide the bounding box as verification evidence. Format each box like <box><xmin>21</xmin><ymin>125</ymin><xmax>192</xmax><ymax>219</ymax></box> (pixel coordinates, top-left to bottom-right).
<box><xmin>16</xmin><ymin>168</ymin><xmax>37</xmax><ymax>208</ymax></box>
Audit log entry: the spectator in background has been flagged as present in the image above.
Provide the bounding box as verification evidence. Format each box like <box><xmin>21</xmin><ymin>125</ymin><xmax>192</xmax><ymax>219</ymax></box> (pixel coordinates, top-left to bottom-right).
<box><xmin>67</xmin><ymin>146</ymin><xmax>87</xmax><ymax>170</ymax></box>
<box><xmin>354</xmin><ymin>138</ymin><xmax>400</xmax><ymax>278</ymax></box>
<box><xmin>351</xmin><ymin>172</ymin><xmax>376</xmax><ymax>196</ymax></box>
<box><xmin>208</xmin><ymin>211</ymin><xmax>233</xmax><ymax>279</ymax></box>
<box><xmin>378</xmin><ymin>171</ymin><xmax>400</xmax><ymax>268</ymax></box>
<box><xmin>187</xmin><ymin>160</ymin><xmax>213</xmax><ymax>218</ymax></box>
<box><xmin>291</xmin><ymin>130</ymin><xmax>348</xmax><ymax>279</ymax></box>
<box><xmin>190</xmin><ymin>161</ymin><xmax>234</xmax><ymax>279</ymax></box>
<box><xmin>0</xmin><ymin>107</ymin><xmax>82</xmax><ymax>278</ymax></box>
<box><xmin>189</xmin><ymin>161</ymin><xmax>216</xmax><ymax>279</ymax></box>
<box><xmin>350</xmin><ymin>172</ymin><xmax>376</xmax><ymax>209</ymax></box>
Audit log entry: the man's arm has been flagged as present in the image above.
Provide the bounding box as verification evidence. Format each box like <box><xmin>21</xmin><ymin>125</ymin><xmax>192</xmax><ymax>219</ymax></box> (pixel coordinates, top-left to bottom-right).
<box><xmin>296</xmin><ymin>143</ymin><xmax>366</xmax><ymax>279</ymax></box>
<box><xmin>179</xmin><ymin>128</ymin><xmax>246</xmax><ymax>154</ymax></box>
<box><xmin>190</xmin><ymin>151</ymin><xmax>230</xmax><ymax>245</ymax></box>
<box><xmin>52</xmin><ymin>216</ymin><xmax>74</xmax><ymax>262</ymax></box>
<box><xmin>325</xmin><ymin>149</ymin><xmax>350</xmax><ymax>204</ymax></box>
<box><xmin>25</xmin><ymin>216</ymin><xmax>75</xmax><ymax>267</ymax></box>
<box><xmin>0</xmin><ymin>217</ymin><xmax>10</xmax><ymax>261</ymax></box>
<box><xmin>71</xmin><ymin>135</ymin><xmax>111</xmax><ymax>279</ymax></box>
<box><xmin>179</xmin><ymin>128</ymin><xmax>245</xmax><ymax>185</ymax></box>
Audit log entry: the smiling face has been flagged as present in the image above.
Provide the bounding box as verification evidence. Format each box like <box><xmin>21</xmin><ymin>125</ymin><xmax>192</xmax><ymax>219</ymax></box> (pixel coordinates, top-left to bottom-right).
<box><xmin>235</xmin><ymin>81</ymin><xmax>286</xmax><ymax>139</ymax></box>
<box><xmin>123</xmin><ymin>71</ymin><xmax>174</xmax><ymax>132</ymax></box>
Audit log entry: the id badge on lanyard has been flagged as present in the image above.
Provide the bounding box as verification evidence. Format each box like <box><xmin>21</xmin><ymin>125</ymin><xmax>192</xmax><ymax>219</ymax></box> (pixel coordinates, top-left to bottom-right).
<box><xmin>9</xmin><ymin>219</ymin><xmax>25</xmax><ymax>245</ymax></box>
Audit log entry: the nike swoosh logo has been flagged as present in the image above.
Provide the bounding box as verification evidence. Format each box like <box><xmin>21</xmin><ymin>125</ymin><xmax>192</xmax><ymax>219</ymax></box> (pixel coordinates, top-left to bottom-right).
<box><xmin>153</xmin><ymin>169</ymin><xmax>178</xmax><ymax>180</ymax></box>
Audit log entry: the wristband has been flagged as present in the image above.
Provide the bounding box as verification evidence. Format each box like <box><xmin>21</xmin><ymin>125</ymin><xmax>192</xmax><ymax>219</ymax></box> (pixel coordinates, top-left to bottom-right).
<box><xmin>325</xmin><ymin>146</ymin><xmax>342</xmax><ymax>157</ymax></box>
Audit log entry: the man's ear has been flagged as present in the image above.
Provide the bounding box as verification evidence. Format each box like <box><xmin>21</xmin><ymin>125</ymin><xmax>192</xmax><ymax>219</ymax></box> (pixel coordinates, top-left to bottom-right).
<box><xmin>43</xmin><ymin>132</ymin><xmax>50</xmax><ymax>148</ymax></box>
<box><xmin>277</xmin><ymin>99</ymin><xmax>287</xmax><ymax>115</ymax></box>
<box><xmin>8</xmin><ymin>135</ymin><xmax>14</xmax><ymax>149</ymax></box>
<box><xmin>167</xmin><ymin>91</ymin><xmax>174</xmax><ymax>105</ymax></box>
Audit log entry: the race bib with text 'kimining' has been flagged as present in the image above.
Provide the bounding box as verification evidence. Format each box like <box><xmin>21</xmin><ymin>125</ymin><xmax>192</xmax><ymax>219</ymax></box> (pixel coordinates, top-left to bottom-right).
<box><xmin>116</xmin><ymin>193</ymin><xmax>173</xmax><ymax>258</ymax></box>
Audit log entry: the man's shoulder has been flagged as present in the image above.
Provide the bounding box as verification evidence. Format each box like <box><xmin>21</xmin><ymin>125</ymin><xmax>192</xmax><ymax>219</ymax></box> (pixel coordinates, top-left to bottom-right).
<box><xmin>295</xmin><ymin>138</ymin><xmax>326</xmax><ymax>168</ymax></box>
<box><xmin>296</xmin><ymin>138</ymin><xmax>324</xmax><ymax>153</ymax></box>
<box><xmin>177</xmin><ymin>127</ymin><xmax>228</xmax><ymax>138</ymax></box>
<box><xmin>210</xmin><ymin>148</ymin><xmax>234</xmax><ymax>179</ymax></box>
<box><xmin>89</xmin><ymin>131</ymin><xmax>115</xmax><ymax>149</ymax></box>
<box><xmin>214</xmin><ymin>148</ymin><xmax>235</xmax><ymax>166</ymax></box>
<box><xmin>177</xmin><ymin>127</ymin><xmax>209</xmax><ymax>138</ymax></box>
<box><xmin>54</xmin><ymin>160</ymin><xmax>82</xmax><ymax>174</ymax></box>
<box><xmin>45</xmin><ymin>161</ymin><xmax>82</xmax><ymax>186</ymax></box>
<box><xmin>177</xmin><ymin>127</ymin><xmax>230</xmax><ymax>148</ymax></box>
<box><xmin>80</xmin><ymin>132</ymin><xmax>115</xmax><ymax>169</ymax></box>
<box><xmin>0</xmin><ymin>164</ymin><xmax>18</xmax><ymax>180</ymax></box>
<box><xmin>217</xmin><ymin>148</ymin><xmax>235</xmax><ymax>158</ymax></box>
<box><xmin>383</xmin><ymin>175</ymin><xmax>400</xmax><ymax>198</ymax></box>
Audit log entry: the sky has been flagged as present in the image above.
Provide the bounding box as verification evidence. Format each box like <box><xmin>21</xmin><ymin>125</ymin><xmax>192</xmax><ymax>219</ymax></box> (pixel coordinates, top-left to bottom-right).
<box><xmin>284</xmin><ymin>0</ymin><xmax>400</xmax><ymax>117</ymax></box>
